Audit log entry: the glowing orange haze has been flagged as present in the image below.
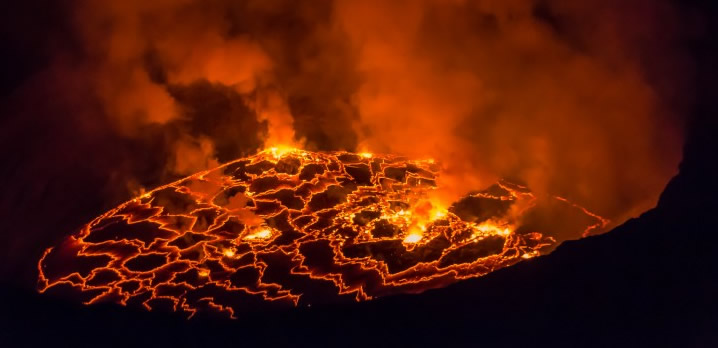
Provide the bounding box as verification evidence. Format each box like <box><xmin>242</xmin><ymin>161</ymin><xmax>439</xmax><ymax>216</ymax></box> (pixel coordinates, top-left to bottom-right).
<box><xmin>66</xmin><ymin>0</ymin><xmax>685</xmax><ymax>227</ymax></box>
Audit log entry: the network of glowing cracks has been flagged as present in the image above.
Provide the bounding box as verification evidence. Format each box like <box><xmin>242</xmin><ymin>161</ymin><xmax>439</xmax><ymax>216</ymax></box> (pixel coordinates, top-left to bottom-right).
<box><xmin>38</xmin><ymin>147</ymin><xmax>606</xmax><ymax>319</ymax></box>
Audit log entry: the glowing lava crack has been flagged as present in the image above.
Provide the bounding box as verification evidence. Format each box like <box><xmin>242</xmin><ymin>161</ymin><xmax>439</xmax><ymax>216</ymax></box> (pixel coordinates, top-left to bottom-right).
<box><xmin>38</xmin><ymin>149</ymin><xmax>607</xmax><ymax>319</ymax></box>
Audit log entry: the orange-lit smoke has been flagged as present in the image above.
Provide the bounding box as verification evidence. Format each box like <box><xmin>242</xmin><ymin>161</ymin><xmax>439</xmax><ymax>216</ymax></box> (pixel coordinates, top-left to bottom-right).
<box><xmin>60</xmin><ymin>0</ymin><xmax>689</xmax><ymax>227</ymax></box>
<box><xmin>333</xmin><ymin>0</ymin><xmax>686</xmax><ymax>224</ymax></box>
<box><xmin>72</xmin><ymin>0</ymin><xmax>299</xmax><ymax>174</ymax></box>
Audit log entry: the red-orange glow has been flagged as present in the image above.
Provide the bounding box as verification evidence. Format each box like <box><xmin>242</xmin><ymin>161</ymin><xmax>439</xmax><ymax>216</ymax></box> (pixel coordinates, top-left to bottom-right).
<box><xmin>38</xmin><ymin>149</ymin><xmax>605</xmax><ymax>318</ymax></box>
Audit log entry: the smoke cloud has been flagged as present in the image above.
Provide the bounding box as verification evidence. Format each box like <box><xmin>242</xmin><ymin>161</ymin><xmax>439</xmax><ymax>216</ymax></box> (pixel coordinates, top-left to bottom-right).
<box><xmin>0</xmin><ymin>0</ymin><xmax>699</xmax><ymax>281</ymax></box>
<box><xmin>333</xmin><ymin>0</ymin><xmax>690</xmax><ymax>223</ymax></box>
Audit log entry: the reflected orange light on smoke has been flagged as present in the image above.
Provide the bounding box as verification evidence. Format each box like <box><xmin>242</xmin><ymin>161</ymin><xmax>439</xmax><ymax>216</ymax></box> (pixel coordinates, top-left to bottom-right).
<box><xmin>333</xmin><ymin>0</ymin><xmax>683</xmax><ymax>225</ymax></box>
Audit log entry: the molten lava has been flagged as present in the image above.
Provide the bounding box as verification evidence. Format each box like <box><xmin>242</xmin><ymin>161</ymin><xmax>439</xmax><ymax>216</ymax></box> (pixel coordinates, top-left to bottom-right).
<box><xmin>38</xmin><ymin>148</ymin><xmax>606</xmax><ymax>319</ymax></box>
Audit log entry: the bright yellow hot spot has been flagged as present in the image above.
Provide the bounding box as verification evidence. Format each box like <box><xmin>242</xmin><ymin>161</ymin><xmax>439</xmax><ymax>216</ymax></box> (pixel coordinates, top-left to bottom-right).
<box><xmin>403</xmin><ymin>233</ymin><xmax>423</xmax><ymax>244</ymax></box>
<box><xmin>244</xmin><ymin>228</ymin><xmax>273</xmax><ymax>241</ymax></box>
<box><xmin>265</xmin><ymin>145</ymin><xmax>299</xmax><ymax>159</ymax></box>
<box><xmin>360</xmin><ymin>152</ymin><xmax>373</xmax><ymax>159</ymax></box>
<box><xmin>198</xmin><ymin>270</ymin><xmax>209</xmax><ymax>277</ymax></box>
<box><xmin>471</xmin><ymin>220</ymin><xmax>513</xmax><ymax>239</ymax></box>
<box><xmin>223</xmin><ymin>249</ymin><xmax>235</xmax><ymax>257</ymax></box>
<box><xmin>403</xmin><ymin>224</ymin><xmax>426</xmax><ymax>244</ymax></box>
